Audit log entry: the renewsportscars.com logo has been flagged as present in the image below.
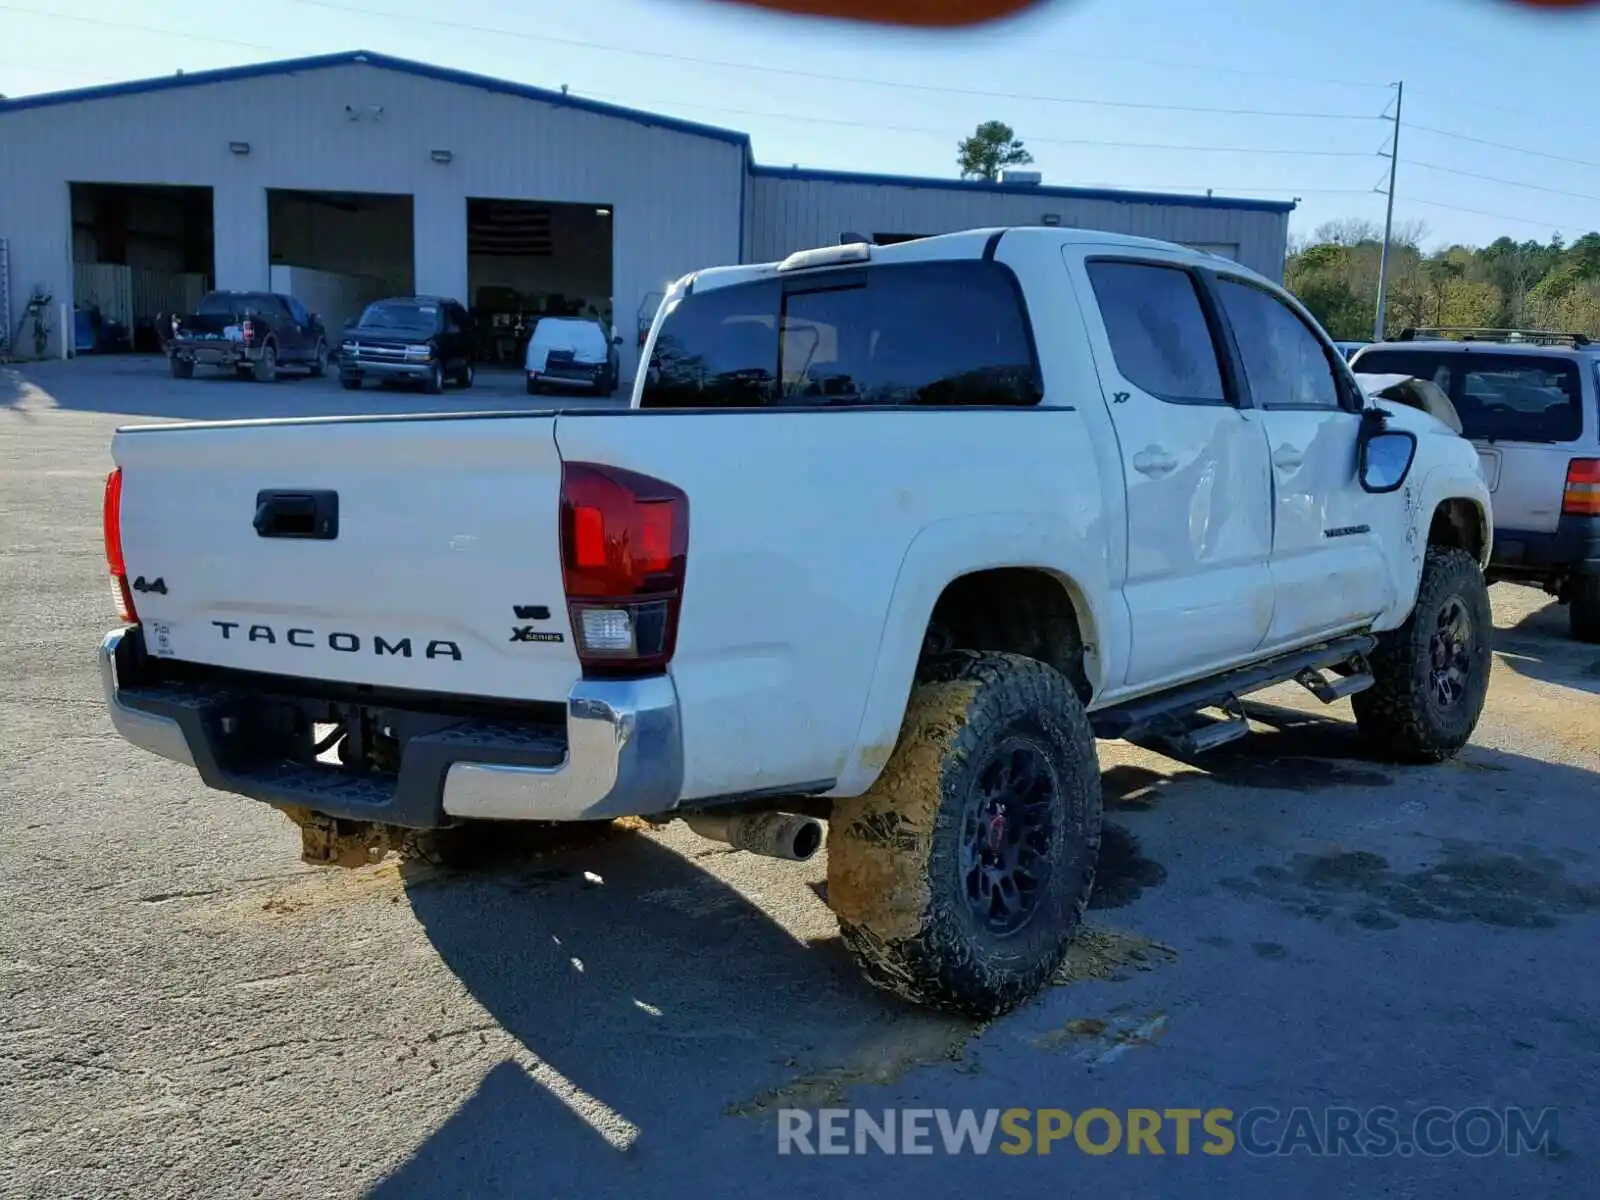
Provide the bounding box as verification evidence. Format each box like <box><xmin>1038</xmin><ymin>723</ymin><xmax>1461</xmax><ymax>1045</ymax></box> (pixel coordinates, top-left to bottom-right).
<box><xmin>777</xmin><ymin>1106</ymin><xmax>1560</xmax><ymax>1158</ymax></box>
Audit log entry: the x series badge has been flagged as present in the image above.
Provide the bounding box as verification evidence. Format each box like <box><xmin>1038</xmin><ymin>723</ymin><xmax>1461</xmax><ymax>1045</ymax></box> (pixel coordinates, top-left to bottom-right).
<box><xmin>510</xmin><ymin>626</ymin><xmax>565</xmax><ymax>643</ymax></box>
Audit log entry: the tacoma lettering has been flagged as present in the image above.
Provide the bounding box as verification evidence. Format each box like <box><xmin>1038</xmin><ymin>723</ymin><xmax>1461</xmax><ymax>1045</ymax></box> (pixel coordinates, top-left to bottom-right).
<box><xmin>208</xmin><ymin>623</ymin><xmax>460</xmax><ymax>661</ymax></box>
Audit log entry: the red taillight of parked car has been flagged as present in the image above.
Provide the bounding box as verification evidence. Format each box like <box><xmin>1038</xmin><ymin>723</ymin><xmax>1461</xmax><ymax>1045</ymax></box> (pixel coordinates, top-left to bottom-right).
<box><xmin>559</xmin><ymin>462</ymin><xmax>688</xmax><ymax>674</ymax></box>
<box><xmin>1564</xmin><ymin>458</ymin><xmax>1600</xmax><ymax>516</ymax></box>
<box><xmin>102</xmin><ymin>467</ymin><xmax>138</xmax><ymax>624</ymax></box>
<box><xmin>241</xmin><ymin>319</ymin><xmax>255</xmax><ymax>344</ymax></box>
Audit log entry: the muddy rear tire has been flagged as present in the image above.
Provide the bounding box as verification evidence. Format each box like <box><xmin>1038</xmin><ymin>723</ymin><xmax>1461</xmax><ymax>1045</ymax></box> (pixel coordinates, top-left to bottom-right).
<box><xmin>827</xmin><ymin>651</ymin><xmax>1102</xmax><ymax>1018</ymax></box>
<box><xmin>1352</xmin><ymin>546</ymin><xmax>1492</xmax><ymax>763</ymax></box>
<box><xmin>1570</xmin><ymin>576</ymin><xmax>1600</xmax><ymax>644</ymax></box>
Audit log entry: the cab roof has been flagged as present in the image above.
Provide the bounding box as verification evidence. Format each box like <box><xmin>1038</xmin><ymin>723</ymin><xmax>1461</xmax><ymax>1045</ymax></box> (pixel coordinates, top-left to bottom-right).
<box><xmin>687</xmin><ymin>226</ymin><xmax>1269</xmax><ymax>294</ymax></box>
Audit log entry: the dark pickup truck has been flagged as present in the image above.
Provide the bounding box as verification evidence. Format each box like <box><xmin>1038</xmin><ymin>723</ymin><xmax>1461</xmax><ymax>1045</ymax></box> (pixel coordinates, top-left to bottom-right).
<box><xmin>169</xmin><ymin>291</ymin><xmax>328</xmax><ymax>383</ymax></box>
<box><xmin>337</xmin><ymin>296</ymin><xmax>475</xmax><ymax>394</ymax></box>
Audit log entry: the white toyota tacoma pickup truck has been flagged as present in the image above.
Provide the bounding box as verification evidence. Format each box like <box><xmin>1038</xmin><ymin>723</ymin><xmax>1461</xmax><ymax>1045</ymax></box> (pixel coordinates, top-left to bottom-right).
<box><xmin>99</xmin><ymin>228</ymin><xmax>1493</xmax><ymax>1017</ymax></box>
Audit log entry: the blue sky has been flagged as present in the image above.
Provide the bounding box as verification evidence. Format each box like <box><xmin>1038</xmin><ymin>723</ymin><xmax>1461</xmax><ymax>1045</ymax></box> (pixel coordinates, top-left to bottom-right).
<box><xmin>2</xmin><ymin>0</ymin><xmax>1598</xmax><ymax>249</ymax></box>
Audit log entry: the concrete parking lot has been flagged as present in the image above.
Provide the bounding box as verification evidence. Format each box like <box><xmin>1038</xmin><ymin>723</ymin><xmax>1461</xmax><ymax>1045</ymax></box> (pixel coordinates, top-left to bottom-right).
<box><xmin>2</xmin><ymin>356</ymin><xmax>1597</xmax><ymax>1198</ymax></box>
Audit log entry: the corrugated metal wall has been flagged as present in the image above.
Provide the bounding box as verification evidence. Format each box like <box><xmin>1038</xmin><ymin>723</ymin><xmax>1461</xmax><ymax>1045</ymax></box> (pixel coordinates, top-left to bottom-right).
<box><xmin>744</xmin><ymin>173</ymin><xmax>1290</xmax><ymax>281</ymax></box>
<box><xmin>0</xmin><ymin>56</ymin><xmax>1293</xmax><ymax>363</ymax></box>
<box><xmin>0</xmin><ymin>61</ymin><xmax>745</xmax><ymax>366</ymax></box>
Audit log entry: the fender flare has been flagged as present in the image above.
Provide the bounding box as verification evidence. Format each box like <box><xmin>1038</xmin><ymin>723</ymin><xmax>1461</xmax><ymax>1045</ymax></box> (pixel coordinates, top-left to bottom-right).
<box><xmin>830</xmin><ymin>512</ymin><xmax>1122</xmax><ymax>796</ymax></box>
<box><xmin>1414</xmin><ymin>463</ymin><xmax>1492</xmax><ymax>565</ymax></box>
<box><xmin>1377</xmin><ymin>463</ymin><xmax>1492</xmax><ymax>631</ymax></box>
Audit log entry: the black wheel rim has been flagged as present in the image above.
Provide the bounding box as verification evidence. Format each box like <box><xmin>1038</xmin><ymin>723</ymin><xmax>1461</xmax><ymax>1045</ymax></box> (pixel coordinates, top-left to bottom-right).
<box><xmin>1429</xmin><ymin>595</ymin><xmax>1474</xmax><ymax>709</ymax></box>
<box><xmin>958</xmin><ymin>736</ymin><xmax>1058</xmax><ymax>936</ymax></box>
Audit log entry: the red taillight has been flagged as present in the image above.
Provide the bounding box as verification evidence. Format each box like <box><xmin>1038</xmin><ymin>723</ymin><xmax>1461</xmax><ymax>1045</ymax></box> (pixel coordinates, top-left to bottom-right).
<box><xmin>560</xmin><ymin>462</ymin><xmax>688</xmax><ymax>674</ymax></box>
<box><xmin>102</xmin><ymin>467</ymin><xmax>137</xmax><ymax>624</ymax></box>
<box><xmin>241</xmin><ymin>319</ymin><xmax>255</xmax><ymax>343</ymax></box>
<box><xmin>1566</xmin><ymin>458</ymin><xmax>1600</xmax><ymax>516</ymax></box>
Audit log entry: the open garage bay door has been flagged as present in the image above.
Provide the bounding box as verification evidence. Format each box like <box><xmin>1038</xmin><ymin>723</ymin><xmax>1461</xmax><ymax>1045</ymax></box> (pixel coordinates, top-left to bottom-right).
<box><xmin>267</xmin><ymin>189</ymin><xmax>414</xmax><ymax>336</ymax></box>
<box><xmin>70</xmin><ymin>183</ymin><xmax>213</xmax><ymax>353</ymax></box>
<box><xmin>466</xmin><ymin>198</ymin><xmax>613</xmax><ymax>366</ymax></box>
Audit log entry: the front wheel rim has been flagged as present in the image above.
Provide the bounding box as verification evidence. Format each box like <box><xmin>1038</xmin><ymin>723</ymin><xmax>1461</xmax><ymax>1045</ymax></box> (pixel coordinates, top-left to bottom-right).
<box><xmin>958</xmin><ymin>736</ymin><xmax>1059</xmax><ymax>936</ymax></box>
<box><xmin>1429</xmin><ymin>595</ymin><xmax>1474</xmax><ymax>709</ymax></box>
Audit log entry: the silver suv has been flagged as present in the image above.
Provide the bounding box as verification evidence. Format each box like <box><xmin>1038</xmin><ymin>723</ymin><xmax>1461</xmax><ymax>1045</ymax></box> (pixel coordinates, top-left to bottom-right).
<box><xmin>1350</xmin><ymin>331</ymin><xmax>1600</xmax><ymax>640</ymax></box>
<box><xmin>1352</xmin><ymin>327</ymin><xmax>1600</xmax><ymax>641</ymax></box>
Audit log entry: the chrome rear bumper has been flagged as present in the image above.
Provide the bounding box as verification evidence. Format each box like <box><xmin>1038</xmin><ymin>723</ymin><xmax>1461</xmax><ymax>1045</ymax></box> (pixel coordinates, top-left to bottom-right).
<box><xmin>99</xmin><ymin>626</ymin><xmax>684</xmax><ymax>825</ymax></box>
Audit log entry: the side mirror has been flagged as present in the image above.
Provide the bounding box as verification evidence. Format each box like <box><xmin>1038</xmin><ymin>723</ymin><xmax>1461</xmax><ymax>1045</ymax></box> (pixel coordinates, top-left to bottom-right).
<box><xmin>1359</xmin><ymin>428</ymin><xmax>1418</xmax><ymax>493</ymax></box>
<box><xmin>342</xmin><ymin>317</ymin><xmax>356</xmax><ymax>330</ymax></box>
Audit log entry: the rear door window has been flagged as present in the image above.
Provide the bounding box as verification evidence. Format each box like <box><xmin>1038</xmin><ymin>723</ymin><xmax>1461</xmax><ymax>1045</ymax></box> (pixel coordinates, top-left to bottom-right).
<box><xmin>1084</xmin><ymin>261</ymin><xmax>1227</xmax><ymax>404</ymax></box>
<box><xmin>1355</xmin><ymin>349</ymin><xmax>1584</xmax><ymax>443</ymax></box>
<box><xmin>640</xmin><ymin>260</ymin><xmax>1042</xmax><ymax>409</ymax></box>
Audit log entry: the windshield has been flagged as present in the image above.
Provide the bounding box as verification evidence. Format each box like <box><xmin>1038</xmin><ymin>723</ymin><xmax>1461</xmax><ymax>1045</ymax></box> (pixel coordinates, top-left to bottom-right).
<box><xmin>1353</xmin><ymin>349</ymin><xmax>1584</xmax><ymax>443</ymax></box>
<box><xmin>358</xmin><ymin>301</ymin><xmax>439</xmax><ymax>329</ymax></box>
<box><xmin>639</xmin><ymin>259</ymin><xmax>1042</xmax><ymax>409</ymax></box>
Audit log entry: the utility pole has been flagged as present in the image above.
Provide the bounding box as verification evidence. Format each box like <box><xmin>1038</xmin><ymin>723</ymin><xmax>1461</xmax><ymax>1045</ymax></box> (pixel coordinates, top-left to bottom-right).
<box><xmin>1374</xmin><ymin>80</ymin><xmax>1403</xmax><ymax>342</ymax></box>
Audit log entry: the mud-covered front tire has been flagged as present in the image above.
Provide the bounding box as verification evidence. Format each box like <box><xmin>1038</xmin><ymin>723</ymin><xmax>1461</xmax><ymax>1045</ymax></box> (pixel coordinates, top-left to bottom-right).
<box><xmin>1569</xmin><ymin>576</ymin><xmax>1600</xmax><ymax>644</ymax></box>
<box><xmin>827</xmin><ymin>651</ymin><xmax>1103</xmax><ymax>1018</ymax></box>
<box><xmin>1352</xmin><ymin>546</ymin><xmax>1492</xmax><ymax>763</ymax></box>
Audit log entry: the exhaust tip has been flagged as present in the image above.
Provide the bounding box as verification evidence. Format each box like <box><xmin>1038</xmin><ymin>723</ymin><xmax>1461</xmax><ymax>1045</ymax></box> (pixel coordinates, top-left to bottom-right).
<box><xmin>791</xmin><ymin>818</ymin><xmax>824</xmax><ymax>861</ymax></box>
<box><xmin>684</xmin><ymin>810</ymin><xmax>825</xmax><ymax>862</ymax></box>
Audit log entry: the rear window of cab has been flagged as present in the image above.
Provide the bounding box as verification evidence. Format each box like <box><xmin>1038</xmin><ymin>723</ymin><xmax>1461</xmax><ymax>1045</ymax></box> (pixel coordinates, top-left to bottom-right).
<box><xmin>639</xmin><ymin>259</ymin><xmax>1043</xmax><ymax>409</ymax></box>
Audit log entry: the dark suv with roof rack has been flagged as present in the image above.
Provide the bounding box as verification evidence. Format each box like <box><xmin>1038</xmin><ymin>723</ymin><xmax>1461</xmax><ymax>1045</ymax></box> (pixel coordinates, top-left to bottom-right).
<box><xmin>1352</xmin><ymin>327</ymin><xmax>1600</xmax><ymax>641</ymax></box>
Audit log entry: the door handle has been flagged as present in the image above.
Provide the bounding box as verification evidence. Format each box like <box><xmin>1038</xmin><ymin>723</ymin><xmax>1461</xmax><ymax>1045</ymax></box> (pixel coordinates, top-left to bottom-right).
<box><xmin>1132</xmin><ymin>447</ymin><xmax>1178</xmax><ymax>478</ymax></box>
<box><xmin>1273</xmin><ymin>444</ymin><xmax>1304</xmax><ymax>471</ymax></box>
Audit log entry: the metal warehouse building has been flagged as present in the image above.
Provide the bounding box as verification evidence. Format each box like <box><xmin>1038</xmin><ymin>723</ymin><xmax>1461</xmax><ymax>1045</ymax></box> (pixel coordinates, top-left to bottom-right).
<box><xmin>0</xmin><ymin>49</ymin><xmax>1293</xmax><ymax>371</ymax></box>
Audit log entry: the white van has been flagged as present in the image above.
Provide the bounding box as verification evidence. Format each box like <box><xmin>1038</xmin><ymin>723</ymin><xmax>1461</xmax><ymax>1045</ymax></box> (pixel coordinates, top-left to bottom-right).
<box><xmin>523</xmin><ymin>316</ymin><xmax>621</xmax><ymax>396</ymax></box>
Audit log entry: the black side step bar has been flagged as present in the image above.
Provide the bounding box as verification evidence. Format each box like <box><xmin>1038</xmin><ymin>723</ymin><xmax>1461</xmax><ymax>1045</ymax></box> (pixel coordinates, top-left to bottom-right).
<box><xmin>1090</xmin><ymin>634</ymin><xmax>1377</xmax><ymax>742</ymax></box>
<box><xmin>1295</xmin><ymin>659</ymin><xmax>1376</xmax><ymax>704</ymax></box>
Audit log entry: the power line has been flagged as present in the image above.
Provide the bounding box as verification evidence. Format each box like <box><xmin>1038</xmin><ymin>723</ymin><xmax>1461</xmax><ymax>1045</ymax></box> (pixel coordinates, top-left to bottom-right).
<box><xmin>1405</xmin><ymin>121</ymin><xmax>1600</xmax><ymax>172</ymax></box>
<box><xmin>0</xmin><ymin>4</ymin><xmax>289</xmax><ymax>54</ymax></box>
<box><xmin>0</xmin><ymin>50</ymin><xmax>1388</xmax><ymax>164</ymax></box>
<box><xmin>575</xmin><ymin>86</ymin><xmax>1383</xmax><ymax>157</ymax></box>
<box><xmin>285</xmin><ymin>0</ymin><xmax>1389</xmax><ymax>93</ymax></box>
<box><xmin>0</xmin><ymin>2</ymin><xmax>1385</xmax><ymax>121</ymax></box>
<box><xmin>1408</xmin><ymin>159</ymin><xmax>1600</xmax><ymax>205</ymax></box>
<box><xmin>1396</xmin><ymin>195</ymin><xmax>1572</xmax><ymax>233</ymax></box>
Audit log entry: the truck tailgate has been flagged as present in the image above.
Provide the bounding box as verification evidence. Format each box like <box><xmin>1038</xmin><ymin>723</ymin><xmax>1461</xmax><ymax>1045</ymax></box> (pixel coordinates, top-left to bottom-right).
<box><xmin>113</xmin><ymin>413</ymin><xmax>581</xmax><ymax>702</ymax></box>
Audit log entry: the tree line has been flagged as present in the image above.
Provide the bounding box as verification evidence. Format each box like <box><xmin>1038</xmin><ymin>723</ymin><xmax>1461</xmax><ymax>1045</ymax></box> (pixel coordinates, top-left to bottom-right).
<box><xmin>952</xmin><ymin>121</ymin><xmax>1600</xmax><ymax>341</ymax></box>
<box><xmin>1287</xmin><ymin>218</ymin><xmax>1600</xmax><ymax>341</ymax></box>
